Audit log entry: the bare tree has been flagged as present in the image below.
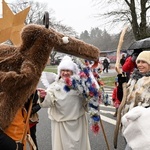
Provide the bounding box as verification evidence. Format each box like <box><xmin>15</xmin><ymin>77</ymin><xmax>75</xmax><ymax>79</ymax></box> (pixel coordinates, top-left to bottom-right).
<box><xmin>93</xmin><ymin>0</ymin><xmax>150</xmax><ymax>40</ymax></box>
<box><xmin>8</xmin><ymin>0</ymin><xmax>77</xmax><ymax>36</ymax></box>
<box><xmin>8</xmin><ymin>0</ymin><xmax>54</xmax><ymax>25</ymax></box>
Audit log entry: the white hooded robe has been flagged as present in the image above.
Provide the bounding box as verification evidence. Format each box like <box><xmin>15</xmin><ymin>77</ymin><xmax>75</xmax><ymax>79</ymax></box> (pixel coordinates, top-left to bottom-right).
<box><xmin>40</xmin><ymin>78</ymin><xmax>91</xmax><ymax>150</ymax></box>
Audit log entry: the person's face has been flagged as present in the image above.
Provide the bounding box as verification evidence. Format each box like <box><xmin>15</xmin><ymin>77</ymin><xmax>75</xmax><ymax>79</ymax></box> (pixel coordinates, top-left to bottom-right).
<box><xmin>60</xmin><ymin>69</ymin><xmax>73</xmax><ymax>79</ymax></box>
<box><xmin>136</xmin><ymin>60</ymin><xmax>150</xmax><ymax>73</ymax></box>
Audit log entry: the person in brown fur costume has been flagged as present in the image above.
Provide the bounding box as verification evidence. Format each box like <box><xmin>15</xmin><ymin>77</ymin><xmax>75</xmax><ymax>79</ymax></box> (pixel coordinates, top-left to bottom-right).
<box><xmin>0</xmin><ymin>24</ymin><xmax>100</xmax><ymax>149</ymax></box>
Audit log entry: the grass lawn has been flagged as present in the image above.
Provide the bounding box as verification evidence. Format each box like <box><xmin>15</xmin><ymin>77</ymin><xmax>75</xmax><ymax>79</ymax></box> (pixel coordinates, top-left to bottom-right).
<box><xmin>44</xmin><ymin>68</ymin><xmax>57</xmax><ymax>73</ymax></box>
<box><xmin>44</xmin><ymin>66</ymin><xmax>57</xmax><ymax>73</ymax></box>
<box><xmin>101</xmin><ymin>76</ymin><xmax>115</xmax><ymax>87</ymax></box>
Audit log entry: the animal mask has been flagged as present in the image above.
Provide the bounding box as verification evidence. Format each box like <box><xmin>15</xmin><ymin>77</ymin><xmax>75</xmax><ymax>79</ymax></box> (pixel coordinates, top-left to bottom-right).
<box><xmin>0</xmin><ymin>24</ymin><xmax>100</xmax><ymax>129</ymax></box>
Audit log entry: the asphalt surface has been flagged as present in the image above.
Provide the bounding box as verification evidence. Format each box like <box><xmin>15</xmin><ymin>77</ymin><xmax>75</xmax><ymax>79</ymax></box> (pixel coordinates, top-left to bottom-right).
<box><xmin>36</xmin><ymin>107</ymin><xmax>126</xmax><ymax>150</ymax></box>
<box><xmin>101</xmin><ymin>68</ymin><xmax>117</xmax><ymax>77</ymax></box>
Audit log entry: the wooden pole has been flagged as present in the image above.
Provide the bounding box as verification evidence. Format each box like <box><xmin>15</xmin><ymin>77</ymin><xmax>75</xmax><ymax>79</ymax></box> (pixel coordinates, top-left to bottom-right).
<box><xmin>113</xmin><ymin>26</ymin><xmax>128</xmax><ymax>149</ymax></box>
<box><xmin>22</xmin><ymin>98</ymin><xmax>33</xmax><ymax>142</ymax></box>
<box><xmin>115</xmin><ymin>26</ymin><xmax>128</xmax><ymax>74</ymax></box>
<box><xmin>113</xmin><ymin>82</ymin><xmax>127</xmax><ymax>149</ymax></box>
<box><xmin>21</xmin><ymin>96</ymin><xmax>36</xmax><ymax>150</ymax></box>
<box><xmin>99</xmin><ymin>114</ymin><xmax>110</xmax><ymax>150</ymax></box>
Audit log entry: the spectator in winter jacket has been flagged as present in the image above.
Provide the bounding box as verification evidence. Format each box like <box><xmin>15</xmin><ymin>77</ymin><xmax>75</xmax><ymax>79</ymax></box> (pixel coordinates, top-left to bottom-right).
<box><xmin>118</xmin><ymin>51</ymin><xmax>150</xmax><ymax>150</ymax></box>
<box><xmin>103</xmin><ymin>57</ymin><xmax>110</xmax><ymax>73</ymax></box>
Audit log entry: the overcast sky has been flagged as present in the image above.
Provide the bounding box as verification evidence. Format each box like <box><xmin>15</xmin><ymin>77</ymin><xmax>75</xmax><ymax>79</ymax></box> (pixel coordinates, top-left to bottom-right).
<box><xmin>1</xmin><ymin>0</ymin><xmax>122</xmax><ymax>34</ymax></box>
<box><xmin>37</xmin><ymin>0</ymin><xmax>99</xmax><ymax>34</ymax></box>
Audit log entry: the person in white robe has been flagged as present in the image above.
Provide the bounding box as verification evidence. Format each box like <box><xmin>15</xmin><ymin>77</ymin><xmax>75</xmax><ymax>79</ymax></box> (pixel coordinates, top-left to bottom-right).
<box><xmin>38</xmin><ymin>55</ymin><xmax>91</xmax><ymax>150</ymax></box>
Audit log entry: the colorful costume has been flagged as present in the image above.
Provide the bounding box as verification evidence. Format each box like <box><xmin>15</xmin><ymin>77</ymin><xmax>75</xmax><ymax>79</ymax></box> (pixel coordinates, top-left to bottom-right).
<box><xmin>40</xmin><ymin>56</ymin><xmax>91</xmax><ymax>150</ymax></box>
<box><xmin>41</xmin><ymin>79</ymin><xmax>91</xmax><ymax>150</ymax></box>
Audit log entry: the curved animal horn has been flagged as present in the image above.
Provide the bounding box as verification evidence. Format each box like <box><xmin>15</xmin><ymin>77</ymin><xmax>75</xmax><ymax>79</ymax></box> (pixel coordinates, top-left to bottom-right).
<box><xmin>43</xmin><ymin>11</ymin><xmax>49</xmax><ymax>29</ymax></box>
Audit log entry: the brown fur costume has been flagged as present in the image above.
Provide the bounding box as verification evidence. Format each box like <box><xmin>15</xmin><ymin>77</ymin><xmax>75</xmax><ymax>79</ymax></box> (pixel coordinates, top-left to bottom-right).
<box><xmin>0</xmin><ymin>24</ymin><xmax>100</xmax><ymax>130</ymax></box>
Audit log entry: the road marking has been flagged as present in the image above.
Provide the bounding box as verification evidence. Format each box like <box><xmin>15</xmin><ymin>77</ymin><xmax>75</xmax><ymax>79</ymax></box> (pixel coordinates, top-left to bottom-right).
<box><xmin>100</xmin><ymin>115</ymin><xmax>116</xmax><ymax>125</ymax></box>
<box><xmin>100</xmin><ymin>102</ymin><xmax>117</xmax><ymax>125</ymax></box>
<box><xmin>100</xmin><ymin>104</ymin><xmax>115</xmax><ymax>109</ymax></box>
<box><xmin>100</xmin><ymin>110</ymin><xmax>114</xmax><ymax>115</ymax></box>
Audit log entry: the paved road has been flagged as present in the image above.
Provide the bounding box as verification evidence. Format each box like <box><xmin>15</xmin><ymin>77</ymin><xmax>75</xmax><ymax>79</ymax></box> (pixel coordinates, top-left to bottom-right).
<box><xmin>35</xmin><ymin>104</ymin><xmax>126</xmax><ymax>150</ymax></box>
<box><xmin>34</xmin><ymin>78</ymin><xmax>126</xmax><ymax>150</ymax></box>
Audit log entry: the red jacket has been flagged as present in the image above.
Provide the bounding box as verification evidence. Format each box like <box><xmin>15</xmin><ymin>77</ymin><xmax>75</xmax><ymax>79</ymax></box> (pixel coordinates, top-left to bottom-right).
<box><xmin>112</xmin><ymin>87</ymin><xmax>121</xmax><ymax>108</ymax></box>
<box><xmin>122</xmin><ymin>56</ymin><xmax>136</xmax><ymax>73</ymax></box>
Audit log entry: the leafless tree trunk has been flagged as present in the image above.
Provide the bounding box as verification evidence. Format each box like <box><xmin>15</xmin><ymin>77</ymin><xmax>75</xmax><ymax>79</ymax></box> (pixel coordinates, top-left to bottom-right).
<box><xmin>93</xmin><ymin>0</ymin><xmax>150</xmax><ymax>40</ymax></box>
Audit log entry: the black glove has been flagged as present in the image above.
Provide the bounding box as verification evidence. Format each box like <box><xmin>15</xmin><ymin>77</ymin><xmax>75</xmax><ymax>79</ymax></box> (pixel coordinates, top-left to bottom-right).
<box><xmin>117</xmin><ymin>86</ymin><xmax>123</xmax><ymax>102</ymax></box>
<box><xmin>117</xmin><ymin>74</ymin><xmax>127</xmax><ymax>84</ymax></box>
<box><xmin>16</xmin><ymin>142</ymin><xmax>24</xmax><ymax>150</ymax></box>
<box><xmin>0</xmin><ymin>129</ymin><xmax>23</xmax><ymax>150</ymax></box>
<box><xmin>117</xmin><ymin>74</ymin><xmax>127</xmax><ymax>102</ymax></box>
<box><xmin>32</xmin><ymin>90</ymin><xmax>39</xmax><ymax>104</ymax></box>
<box><xmin>31</xmin><ymin>103</ymin><xmax>41</xmax><ymax>114</ymax></box>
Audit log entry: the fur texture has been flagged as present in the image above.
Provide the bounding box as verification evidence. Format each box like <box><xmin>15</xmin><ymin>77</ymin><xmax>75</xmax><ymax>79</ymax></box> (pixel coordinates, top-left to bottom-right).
<box><xmin>122</xmin><ymin>106</ymin><xmax>150</xmax><ymax>150</ymax></box>
<box><xmin>0</xmin><ymin>24</ymin><xmax>100</xmax><ymax>129</ymax></box>
<box><xmin>122</xmin><ymin>70</ymin><xmax>150</xmax><ymax>114</ymax></box>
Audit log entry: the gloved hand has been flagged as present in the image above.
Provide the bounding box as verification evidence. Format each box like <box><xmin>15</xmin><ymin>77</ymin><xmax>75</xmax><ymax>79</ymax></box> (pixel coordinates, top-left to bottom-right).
<box><xmin>33</xmin><ymin>90</ymin><xmax>39</xmax><ymax>104</ymax></box>
<box><xmin>117</xmin><ymin>74</ymin><xmax>126</xmax><ymax>101</ymax></box>
<box><xmin>117</xmin><ymin>74</ymin><xmax>127</xmax><ymax>84</ymax></box>
<box><xmin>121</xmin><ymin>106</ymin><xmax>150</xmax><ymax>150</ymax></box>
<box><xmin>0</xmin><ymin>130</ymin><xmax>23</xmax><ymax>150</ymax></box>
<box><xmin>30</xmin><ymin>90</ymin><xmax>39</xmax><ymax>104</ymax></box>
<box><xmin>31</xmin><ymin>103</ymin><xmax>41</xmax><ymax>114</ymax></box>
